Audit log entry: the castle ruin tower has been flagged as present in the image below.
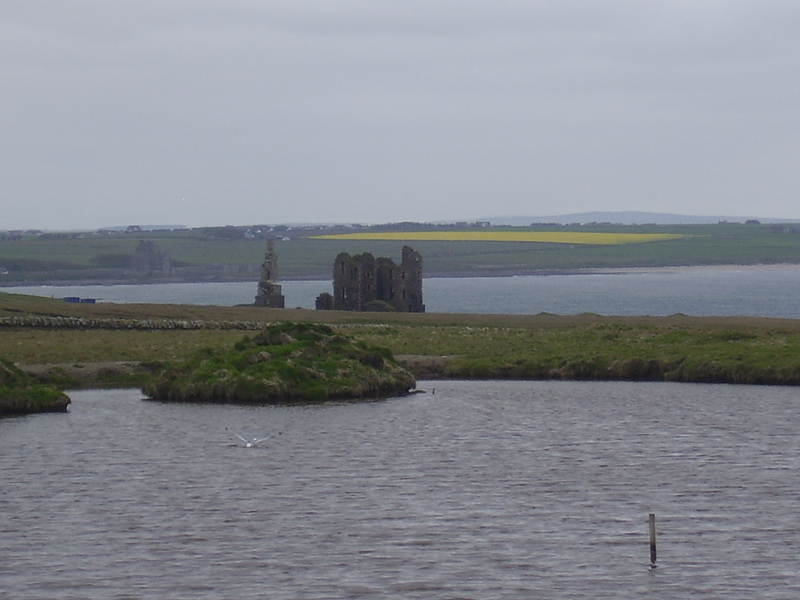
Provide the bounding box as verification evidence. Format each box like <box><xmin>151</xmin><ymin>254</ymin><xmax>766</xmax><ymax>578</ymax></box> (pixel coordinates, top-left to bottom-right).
<box><xmin>322</xmin><ymin>245</ymin><xmax>424</xmax><ymax>312</ymax></box>
<box><xmin>398</xmin><ymin>245</ymin><xmax>424</xmax><ymax>313</ymax></box>
<box><xmin>254</xmin><ymin>238</ymin><xmax>285</xmax><ymax>308</ymax></box>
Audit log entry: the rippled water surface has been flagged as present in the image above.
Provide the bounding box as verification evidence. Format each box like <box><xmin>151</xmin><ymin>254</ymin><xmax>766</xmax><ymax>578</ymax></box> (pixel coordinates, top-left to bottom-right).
<box><xmin>3</xmin><ymin>381</ymin><xmax>800</xmax><ymax>599</ymax></box>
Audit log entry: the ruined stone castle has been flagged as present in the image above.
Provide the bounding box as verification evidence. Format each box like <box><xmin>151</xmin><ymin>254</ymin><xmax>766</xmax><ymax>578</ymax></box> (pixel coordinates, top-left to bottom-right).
<box><xmin>316</xmin><ymin>246</ymin><xmax>424</xmax><ymax>312</ymax></box>
<box><xmin>253</xmin><ymin>238</ymin><xmax>285</xmax><ymax>308</ymax></box>
<box><xmin>131</xmin><ymin>240</ymin><xmax>170</xmax><ymax>273</ymax></box>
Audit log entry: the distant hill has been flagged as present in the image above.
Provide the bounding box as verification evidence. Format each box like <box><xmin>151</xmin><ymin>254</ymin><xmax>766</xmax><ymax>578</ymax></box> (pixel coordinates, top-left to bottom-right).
<box><xmin>483</xmin><ymin>211</ymin><xmax>797</xmax><ymax>226</ymax></box>
<box><xmin>98</xmin><ymin>224</ymin><xmax>188</xmax><ymax>232</ymax></box>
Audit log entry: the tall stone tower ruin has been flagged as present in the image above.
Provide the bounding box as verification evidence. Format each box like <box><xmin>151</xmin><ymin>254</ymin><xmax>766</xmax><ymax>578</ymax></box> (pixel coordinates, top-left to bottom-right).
<box><xmin>254</xmin><ymin>238</ymin><xmax>285</xmax><ymax>308</ymax></box>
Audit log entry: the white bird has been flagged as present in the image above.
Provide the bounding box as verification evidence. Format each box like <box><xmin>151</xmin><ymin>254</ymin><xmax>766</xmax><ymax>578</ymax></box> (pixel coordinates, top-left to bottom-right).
<box><xmin>229</xmin><ymin>429</ymin><xmax>270</xmax><ymax>447</ymax></box>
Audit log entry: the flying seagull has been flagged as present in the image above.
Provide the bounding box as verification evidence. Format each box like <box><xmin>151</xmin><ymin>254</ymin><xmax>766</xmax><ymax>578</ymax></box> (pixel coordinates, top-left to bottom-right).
<box><xmin>228</xmin><ymin>429</ymin><xmax>271</xmax><ymax>448</ymax></box>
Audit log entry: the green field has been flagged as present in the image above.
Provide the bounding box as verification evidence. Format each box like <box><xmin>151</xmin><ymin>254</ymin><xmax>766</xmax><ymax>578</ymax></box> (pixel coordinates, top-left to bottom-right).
<box><xmin>311</xmin><ymin>230</ymin><xmax>685</xmax><ymax>244</ymax></box>
<box><xmin>2</xmin><ymin>222</ymin><xmax>800</xmax><ymax>281</ymax></box>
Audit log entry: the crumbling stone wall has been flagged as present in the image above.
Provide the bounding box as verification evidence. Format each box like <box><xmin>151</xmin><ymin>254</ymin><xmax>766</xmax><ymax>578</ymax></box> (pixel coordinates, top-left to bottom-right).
<box><xmin>131</xmin><ymin>240</ymin><xmax>171</xmax><ymax>272</ymax></box>
<box><xmin>254</xmin><ymin>238</ymin><xmax>285</xmax><ymax>308</ymax></box>
<box><xmin>325</xmin><ymin>245</ymin><xmax>424</xmax><ymax>312</ymax></box>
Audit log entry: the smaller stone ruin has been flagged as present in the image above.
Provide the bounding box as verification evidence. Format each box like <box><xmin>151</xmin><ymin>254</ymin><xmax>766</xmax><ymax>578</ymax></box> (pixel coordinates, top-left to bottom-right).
<box><xmin>317</xmin><ymin>246</ymin><xmax>424</xmax><ymax>312</ymax></box>
<box><xmin>131</xmin><ymin>240</ymin><xmax>171</xmax><ymax>273</ymax></box>
<box><xmin>254</xmin><ymin>238</ymin><xmax>285</xmax><ymax>308</ymax></box>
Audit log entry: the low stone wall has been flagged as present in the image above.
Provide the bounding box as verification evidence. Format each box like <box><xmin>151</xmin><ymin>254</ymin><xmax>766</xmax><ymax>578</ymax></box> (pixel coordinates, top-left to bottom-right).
<box><xmin>0</xmin><ymin>315</ymin><xmax>264</xmax><ymax>331</ymax></box>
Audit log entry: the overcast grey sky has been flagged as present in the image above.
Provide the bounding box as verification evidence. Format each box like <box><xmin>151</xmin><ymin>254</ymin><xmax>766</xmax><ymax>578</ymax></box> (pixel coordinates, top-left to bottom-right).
<box><xmin>2</xmin><ymin>1</ymin><xmax>799</xmax><ymax>230</ymax></box>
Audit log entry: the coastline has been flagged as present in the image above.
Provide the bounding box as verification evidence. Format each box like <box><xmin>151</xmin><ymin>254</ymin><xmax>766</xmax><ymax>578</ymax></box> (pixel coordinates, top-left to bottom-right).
<box><xmin>3</xmin><ymin>261</ymin><xmax>800</xmax><ymax>289</ymax></box>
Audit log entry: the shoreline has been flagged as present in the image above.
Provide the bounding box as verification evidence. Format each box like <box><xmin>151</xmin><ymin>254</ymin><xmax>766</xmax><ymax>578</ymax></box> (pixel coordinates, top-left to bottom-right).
<box><xmin>3</xmin><ymin>262</ymin><xmax>800</xmax><ymax>289</ymax></box>
<box><xmin>18</xmin><ymin>348</ymin><xmax>800</xmax><ymax>390</ymax></box>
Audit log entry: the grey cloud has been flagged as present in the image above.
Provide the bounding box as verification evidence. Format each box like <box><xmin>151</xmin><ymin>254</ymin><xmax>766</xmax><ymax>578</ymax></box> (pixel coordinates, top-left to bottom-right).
<box><xmin>2</xmin><ymin>1</ymin><xmax>799</xmax><ymax>229</ymax></box>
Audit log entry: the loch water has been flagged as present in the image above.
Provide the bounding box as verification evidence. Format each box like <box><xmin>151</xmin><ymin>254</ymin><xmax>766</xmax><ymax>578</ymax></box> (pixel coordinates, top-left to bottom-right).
<box><xmin>8</xmin><ymin>265</ymin><xmax>800</xmax><ymax>317</ymax></box>
<box><xmin>3</xmin><ymin>381</ymin><xmax>800</xmax><ymax>599</ymax></box>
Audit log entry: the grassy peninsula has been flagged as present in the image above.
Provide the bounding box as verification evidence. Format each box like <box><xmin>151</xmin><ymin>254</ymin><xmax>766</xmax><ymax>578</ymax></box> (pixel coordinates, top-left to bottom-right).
<box><xmin>3</xmin><ymin>292</ymin><xmax>800</xmax><ymax>393</ymax></box>
<box><xmin>0</xmin><ymin>357</ymin><xmax>70</xmax><ymax>416</ymax></box>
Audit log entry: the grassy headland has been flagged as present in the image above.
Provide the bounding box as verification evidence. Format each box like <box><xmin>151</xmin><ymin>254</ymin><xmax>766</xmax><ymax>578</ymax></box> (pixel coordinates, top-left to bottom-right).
<box><xmin>3</xmin><ymin>292</ymin><xmax>800</xmax><ymax>389</ymax></box>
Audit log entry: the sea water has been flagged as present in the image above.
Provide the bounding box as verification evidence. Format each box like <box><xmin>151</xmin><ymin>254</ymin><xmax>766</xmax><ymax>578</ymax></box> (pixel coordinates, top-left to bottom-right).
<box><xmin>7</xmin><ymin>265</ymin><xmax>800</xmax><ymax>317</ymax></box>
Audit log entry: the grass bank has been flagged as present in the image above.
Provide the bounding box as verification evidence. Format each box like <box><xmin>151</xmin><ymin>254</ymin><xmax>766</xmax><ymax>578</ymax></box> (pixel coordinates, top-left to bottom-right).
<box><xmin>0</xmin><ymin>357</ymin><xmax>71</xmax><ymax>416</ymax></box>
<box><xmin>3</xmin><ymin>292</ymin><xmax>800</xmax><ymax>388</ymax></box>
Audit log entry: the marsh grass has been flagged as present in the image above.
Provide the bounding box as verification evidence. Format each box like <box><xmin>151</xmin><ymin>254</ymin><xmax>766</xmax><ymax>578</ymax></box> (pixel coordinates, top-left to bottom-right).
<box><xmin>2</xmin><ymin>329</ymin><xmax>246</xmax><ymax>364</ymax></box>
<box><xmin>3</xmin><ymin>292</ymin><xmax>800</xmax><ymax>387</ymax></box>
<box><xmin>0</xmin><ymin>357</ymin><xmax>71</xmax><ymax>415</ymax></box>
<box><xmin>143</xmin><ymin>322</ymin><xmax>415</xmax><ymax>403</ymax></box>
<box><xmin>348</xmin><ymin>321</ymin><xmax>800</xmax><ymax>384</ymax></box>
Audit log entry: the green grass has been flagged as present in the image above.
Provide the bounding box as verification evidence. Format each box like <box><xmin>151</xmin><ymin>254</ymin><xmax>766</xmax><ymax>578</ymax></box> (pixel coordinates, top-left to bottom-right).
<box><xmin>312</xmin><ymin>231</ymin><xmax>685</xmax><ymax>244</ymax></box>
<box><xmin>347</xmin><ymin>321</ymin><xmax>800</xmax><ymax>384</ymax></box>
<box><xmin>143</xmin><ymin>322</ymin><xmax>415</xmax><ymax>403</ymax></box>
<box><xmin>3</xmin><ymin>292</ymin><xmax>800</xmax><ymax>387</ymax></box>
<box><xmin>0</xmin><ymin>357</ymin><xmax>71</xmax><ymax>415</ymax></box>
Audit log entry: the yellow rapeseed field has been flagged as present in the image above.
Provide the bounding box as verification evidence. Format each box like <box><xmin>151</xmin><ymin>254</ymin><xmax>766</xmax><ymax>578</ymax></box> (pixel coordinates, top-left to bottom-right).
<box><xmin>312</xmin><ymin>231</ymin><xmax>685</xmax><ymax>245</ymax></box>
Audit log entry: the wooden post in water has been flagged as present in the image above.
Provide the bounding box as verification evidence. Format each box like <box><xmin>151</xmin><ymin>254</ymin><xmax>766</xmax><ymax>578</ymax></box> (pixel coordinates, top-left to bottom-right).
<box><xmin>648</xmin><ymin>513</ymin><xmax>657</xmax><ymax>566</ymax></box>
